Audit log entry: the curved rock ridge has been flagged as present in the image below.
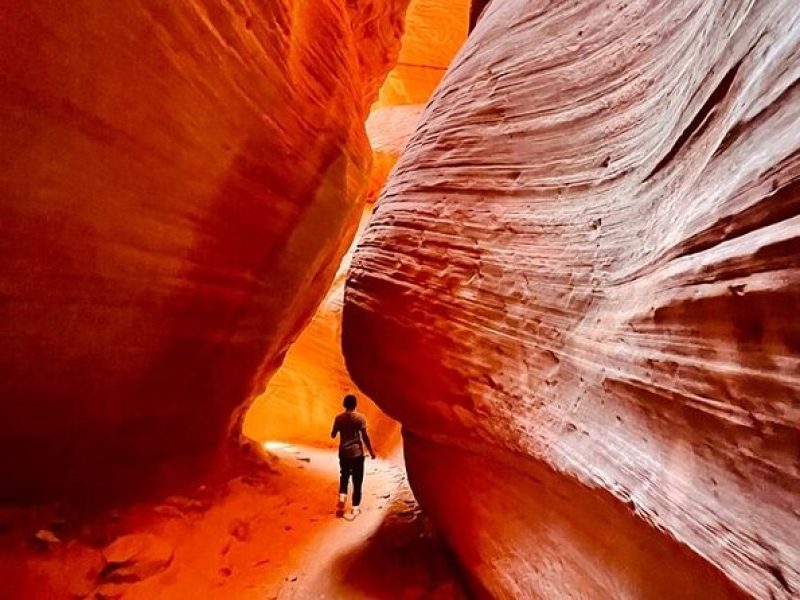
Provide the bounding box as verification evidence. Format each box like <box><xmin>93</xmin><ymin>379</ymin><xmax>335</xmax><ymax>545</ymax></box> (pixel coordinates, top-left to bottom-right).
<box><xmin>344</xmin><ymin>0</ymin><xmax>800</xmax><ymax>597</ymax></box>
<box><xmin>0</xmin><ymin>0</ymin><xmax>407</xmax><ymax>501</ymax></box>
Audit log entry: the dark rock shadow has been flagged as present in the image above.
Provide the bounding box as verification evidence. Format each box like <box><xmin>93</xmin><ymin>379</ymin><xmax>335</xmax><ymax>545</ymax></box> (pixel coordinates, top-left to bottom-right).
<box><xmin>331</xmin><ymin>493</ymin><xmax>473</xmax><ymax>600</ymax></box>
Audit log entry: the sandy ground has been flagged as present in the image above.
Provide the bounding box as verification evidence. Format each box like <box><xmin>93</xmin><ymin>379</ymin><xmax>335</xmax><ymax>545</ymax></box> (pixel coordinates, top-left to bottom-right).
<box><xmin>0</xmin><ymin>443</ymin><xmax>468</xmax><ymax>599</ymax></box>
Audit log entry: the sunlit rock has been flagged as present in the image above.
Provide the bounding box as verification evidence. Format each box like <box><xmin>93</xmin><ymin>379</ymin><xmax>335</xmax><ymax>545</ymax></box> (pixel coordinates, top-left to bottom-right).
<box><xmin>366</xmin><ymin>104</ymin><xmax>426</xmax><ymax>202</ymax></box>
<box><xmin>375</xmin><ymin>0</ymin><xmax>469</xmax><ymax>107</ymax></box>
<box><xmin>365</xmin><ymin>0</ymin><xmax>471</xmax><ymax>200</ymax></box>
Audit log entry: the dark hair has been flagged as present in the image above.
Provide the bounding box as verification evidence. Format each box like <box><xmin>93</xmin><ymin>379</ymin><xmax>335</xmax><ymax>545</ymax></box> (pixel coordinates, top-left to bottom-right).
<box><xmin>343</xmin><ymin>394</ymin><xmax>357</xmax><ymax>410</ymax></box>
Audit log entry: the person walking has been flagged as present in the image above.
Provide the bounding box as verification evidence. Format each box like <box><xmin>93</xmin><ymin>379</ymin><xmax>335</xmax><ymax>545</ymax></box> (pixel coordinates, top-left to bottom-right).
<box><xmin>331</xmin><ymin>394</ymin><xmax>376</xmax><ymax>518</ymax></box>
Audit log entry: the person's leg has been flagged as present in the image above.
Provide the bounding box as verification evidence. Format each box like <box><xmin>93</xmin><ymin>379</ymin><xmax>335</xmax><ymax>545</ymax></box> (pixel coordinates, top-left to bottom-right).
<box><xmin>351</xmin><ymin>456</ymin><xmax>365</xmax><ymax>507</ymax></box>
<box><xmin>338</xmin><ymin>456</ymin><xmax>350</xmax><ymax>496</ymax></box>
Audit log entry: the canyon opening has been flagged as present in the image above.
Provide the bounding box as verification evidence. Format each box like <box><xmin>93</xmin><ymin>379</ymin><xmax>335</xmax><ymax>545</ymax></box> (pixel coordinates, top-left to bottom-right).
<box><xmin>0</xmin><ymin>1</ymin><xmax>798</xmax><ymax>599</ymax></box>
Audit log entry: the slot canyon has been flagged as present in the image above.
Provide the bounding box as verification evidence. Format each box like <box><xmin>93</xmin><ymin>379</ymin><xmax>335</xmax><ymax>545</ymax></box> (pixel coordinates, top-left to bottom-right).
<box><xmin>0</xmin><ymin>1</ymin><xmax>797</xmax><ymax>599</ymax></box>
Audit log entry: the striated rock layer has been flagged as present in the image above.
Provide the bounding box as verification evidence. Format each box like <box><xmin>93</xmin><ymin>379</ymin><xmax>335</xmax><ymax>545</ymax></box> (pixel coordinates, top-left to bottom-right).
<box><xmin>344</xmin><ymin>1</ymin><xmax>800</xmax><ymax>598</ymax></box>
<box><xmin>0</xmin><ymin>0</ymin><xmax>408</xmax><ymax>501</ymax></box>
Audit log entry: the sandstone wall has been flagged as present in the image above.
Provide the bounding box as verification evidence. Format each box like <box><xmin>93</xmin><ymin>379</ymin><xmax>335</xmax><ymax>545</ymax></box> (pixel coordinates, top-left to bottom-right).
<box><xmin>242</xmin><ymin>208</ymin><xmax>400</xmax><ymax>452</ymax></box>
<box><xmin>344</xmin><ymin>0</ymin><xmax>800</xmax><ymax>597</ymax></box>
<box><xmin>365</xmin><ymin>0</ymin><xmax>471</xmax><ymax>201</ymax></box>
<box><xmin>0</xmin><ymin>0</ymin><xmax>407</xmax><ymax>501</ymax></box>
<box><xmin>375</xmin><ymin>0</ymin><xmax>469</xmax><ymax>107</ymax></box>
<box><xmin>242</xmin><ymin>0</ymin><xmax>471</xmax><ymax>449</ymax></box>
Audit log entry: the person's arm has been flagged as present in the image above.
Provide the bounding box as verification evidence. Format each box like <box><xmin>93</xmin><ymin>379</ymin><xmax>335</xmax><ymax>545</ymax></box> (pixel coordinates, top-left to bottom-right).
<box><xmin>331</xmin><ymin>418</ymin><xmax>339</xmax><ymax>440</ymax></box>
<box><xmin>360</xmin><ymin>424</ymin><xmax>376</xmax><ymax>459</ymax></box>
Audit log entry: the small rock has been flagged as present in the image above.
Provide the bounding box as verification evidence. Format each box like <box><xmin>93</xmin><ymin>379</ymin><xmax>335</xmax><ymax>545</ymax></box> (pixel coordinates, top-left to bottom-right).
<box><xmin>287</xmin><ymin>575</ymin><xmax>298</xmax><ymax>582</ymax></box>
<box><xmin>33</xmin><ymin>529</ymin><xmax>61</xmax><ymax>549</ymax></box>
<box><xmin>229</xmin><ymin>519</ymin><xmax>251</xmax><ymax>542</ymax></box>
<box><xmin>153</xmin><ymin>505</ymin><xmax>185</xmax><ymax>519</ymax></box>
<box><xmin>100</xmin><ymin>533</ymin><xmax>174</xmax><ymax>583</ymax></box>
<box><xmin>164</xmin><ymin>495</ymin><xmax>206</xmax><ymax>512</ymax></box>
<box><xmin>94</xmin><ymin>590</ymin><xmax>125</xmax><ymax>600</ymax></box>
<box><xmin>729</xmin><ymin>283</ymin><xmax>746</xmax><ymax>296</ymax></box>
<box><xmin>219</xmin><ymin>567</ymin><xmax>232</xmax><ymax>577</ymax></box>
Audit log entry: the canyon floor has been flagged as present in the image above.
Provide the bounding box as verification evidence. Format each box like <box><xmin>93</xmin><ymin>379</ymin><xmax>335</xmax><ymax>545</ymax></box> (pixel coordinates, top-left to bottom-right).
<box><xmin>0</xmin><ymin>443</ymin><xmax>468</xmax><ymax>599</ymax></box>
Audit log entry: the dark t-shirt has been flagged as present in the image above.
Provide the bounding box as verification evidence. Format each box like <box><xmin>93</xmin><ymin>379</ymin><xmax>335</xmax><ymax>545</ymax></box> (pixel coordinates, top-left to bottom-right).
<box><xmin>332</xmin><ymin>411</ymin><xmax>367</xmax><ymax>458</ymax></box>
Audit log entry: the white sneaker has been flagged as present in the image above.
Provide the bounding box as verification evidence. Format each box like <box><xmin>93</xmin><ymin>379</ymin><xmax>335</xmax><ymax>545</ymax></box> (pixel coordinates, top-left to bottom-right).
<box><xmin>336</xmin><ymin>494</ymin><xmax>346</xmax><ymax>517</ymax></box>
<box><xmin>350</xmin><ymin>506</ymin><xmax>361</xmax><ymax>518</ymax></box>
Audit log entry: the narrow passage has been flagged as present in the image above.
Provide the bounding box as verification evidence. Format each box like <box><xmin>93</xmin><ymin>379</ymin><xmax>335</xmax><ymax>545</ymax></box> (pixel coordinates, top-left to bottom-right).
<box><xmin>0</xmin><ymin>443</ymin><xmax>467</xmax><ymax>599</ymax></box>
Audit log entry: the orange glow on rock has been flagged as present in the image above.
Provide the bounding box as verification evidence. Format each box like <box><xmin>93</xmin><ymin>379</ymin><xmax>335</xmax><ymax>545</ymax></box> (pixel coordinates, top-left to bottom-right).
<box><xmin>0</xmin><ymin>0</ymin><xmax>408</xmax><ymax>501</ymax></box>
<box><xmin>364</xmin><ymin>0</ymin><xmax>472</xmax><ymax>202</ymax></box>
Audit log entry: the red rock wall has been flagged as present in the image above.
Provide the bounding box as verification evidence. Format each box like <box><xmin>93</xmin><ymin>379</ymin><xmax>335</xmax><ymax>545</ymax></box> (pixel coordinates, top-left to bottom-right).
<box><xmin>0</xmin><ymin>0</ymin><xmax>407</xmax><ymax>501</ymax></box>
<box><xmin>344</xmin><ymin>0</ymin><xmax>800</xmax><ymax>597</ymax></box>
<box><xmin>242</xmin><ymin>208</ymin><xmax>400</xmax><ymax>452</ymax></box>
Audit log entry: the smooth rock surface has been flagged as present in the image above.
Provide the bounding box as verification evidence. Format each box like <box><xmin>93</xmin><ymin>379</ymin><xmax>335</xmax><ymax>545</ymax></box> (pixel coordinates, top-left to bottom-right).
<box><xmin>0</xmin><ymin>0</ymin><xmax>407</xmax><ymax>500</ymax></box>
<box><xmin>366</xmin><ymin>104</ymin><xmax>426</xmax><ymax>202</ymax></box>
<box><xmin>364</xmin><ymin>0</ymin><xmax>471</xmax><ymax>201</ymax></box>
<box><xmin>374</xmin><ymin>0</ymin><xmax>470</xmax><ymax>107</ymax></box>
<box><xmin>344</xmin><ymin>0</ymin><xmax>800</xmax><ymax>597</ymax></box>
<box><xmin>242</xmin><ymin>209</ymin><xmax>400</xmax><ymax>451</ymax></box>
<box><xmin>242</xmin><ymin>0</ymin><xmax>471</xmax><ymax>445</ymax></box>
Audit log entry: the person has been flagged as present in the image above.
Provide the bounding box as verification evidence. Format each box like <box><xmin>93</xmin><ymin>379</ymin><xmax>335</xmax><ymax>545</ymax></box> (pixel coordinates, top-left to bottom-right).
<box><xmin>331</xmin><ymin>394</ymin><xmax>376</xmax><ymax>518</ymax></box>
